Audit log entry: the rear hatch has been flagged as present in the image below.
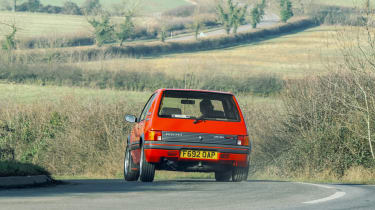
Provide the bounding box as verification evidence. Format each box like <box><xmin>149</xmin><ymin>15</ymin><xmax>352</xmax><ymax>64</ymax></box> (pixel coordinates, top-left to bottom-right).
<box><xmin>151</xmin><ymin>90</ymin><xmax>247</xmax><ymax>145</ymax></box>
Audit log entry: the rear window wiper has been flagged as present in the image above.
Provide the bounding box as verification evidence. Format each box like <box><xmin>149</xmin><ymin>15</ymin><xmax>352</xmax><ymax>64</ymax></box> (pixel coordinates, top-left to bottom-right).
<box><xmin>193</xmin><ymin>116</ymin><xmax>206</xmax><ymax>124</ymax></box>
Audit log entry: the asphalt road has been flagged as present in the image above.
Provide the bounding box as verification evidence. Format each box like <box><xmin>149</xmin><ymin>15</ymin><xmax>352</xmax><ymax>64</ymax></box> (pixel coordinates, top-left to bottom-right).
<box><xmin>0</xmin><ymin>179</ymin><xmax>374</xmax><ymax>210</ymax></box>
<box><xmin>168</xmin><ymin>12</ymin><xmax>280</xmax><ymax>42</ymax></box>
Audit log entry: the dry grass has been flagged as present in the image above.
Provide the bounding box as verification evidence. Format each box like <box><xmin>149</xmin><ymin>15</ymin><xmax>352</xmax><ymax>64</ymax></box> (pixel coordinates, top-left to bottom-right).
<box><xmin>70</xmin><ymin>25</ymin><xmax>339</xmax><ymax>79</ymax></box>
<box><xmin>0</xmin><ymin>83</ymin><xmax>151</xmax><ymax>104</ymax></box>
<box><xmin>315</xmin><ymin>0</ymin><xmax>375</xmax><ymax>7</ymax></box>
<box><xmin>250</xmin><ymin>166</ymin><xmax>375</xmax><ymax>184</ymax></box>
<box><xmin>0</xmin><ymin>87</ymin><xmax>142</xmax><ymax>177</ymax></box>
<box><xmin>341</xmin><ymin>166</ymin><xmax>375</xmax><ymax>184</ymax></box>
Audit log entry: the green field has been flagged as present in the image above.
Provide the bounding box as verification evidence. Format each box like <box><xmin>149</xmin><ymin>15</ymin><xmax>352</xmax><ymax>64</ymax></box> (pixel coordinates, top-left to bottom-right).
<box><xmin>17</xmin><ymin>0</ymin><xmax>190</xmax><ymax>13</ymax></box>
<box><xmin>0</xmin><ymin>11</ymin><xmax>91</xmax><ymax>38</ymax></box>
<box><xmin>0</xmin><ymin>11</ymin><xmax>156</xmax><ymax>38</ymax></box>
<box><xmin>0</xmin><ymin>0</ymin><xmax>190</xmax><ymax>38</ymax></box>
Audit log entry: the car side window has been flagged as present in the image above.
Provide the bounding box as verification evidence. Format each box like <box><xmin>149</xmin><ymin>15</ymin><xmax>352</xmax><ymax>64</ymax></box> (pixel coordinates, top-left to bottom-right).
<box><xmin>139</xmin><ymin>94</ymin><xmax>156</xmax><ymax>122</ymax></box>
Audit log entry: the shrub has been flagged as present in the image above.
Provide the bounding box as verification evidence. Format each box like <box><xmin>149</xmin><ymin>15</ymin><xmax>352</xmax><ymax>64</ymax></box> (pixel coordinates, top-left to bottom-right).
<box><xmin>40</xmin><ymin>5</ymin><xmax>62</xmax><ymax>13</ymax></box>
<box><xmin>249</xmin><ymin>73</ymin><xmax>375</xmax><ymax>178</ymax></box>
<box><xmin>0</xmin><ymin>97</ymin><xmax>140</xmax><ymax>176</ymax></box>
<box><xmin>27</xmin><ymin>0</ymin><xmax>41</xmax><ymax>12</ymax></box>
<box><xmin>280</xmin><ymin>0</ymin><xmax>293</xmax><ymax>22</ymax></box>
<box><xmin>305</xmin><ymin>4</ymin><xmax>365</xmax><ymax>26</ymax></box>
<box><xmin>62</xmin><ymin>1</ymin><xmax>82</xmax><ymax>15</ymax></box>
<box><xmin>88</xmin><ymin>15</ymin><xmax>115</xmax><ymax>47</ymax></box>
<box><xmin>0</xmin><ymin>62</ymin><xmax>284</xmax><ymax>95</ymax></box>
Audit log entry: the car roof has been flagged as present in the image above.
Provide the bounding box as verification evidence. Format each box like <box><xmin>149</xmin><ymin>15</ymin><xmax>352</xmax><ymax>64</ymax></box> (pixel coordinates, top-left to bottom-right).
<box><xmin>155</xmin><ymin>88</ymin><xmax>233</xmax><ymax>95</ymax></box>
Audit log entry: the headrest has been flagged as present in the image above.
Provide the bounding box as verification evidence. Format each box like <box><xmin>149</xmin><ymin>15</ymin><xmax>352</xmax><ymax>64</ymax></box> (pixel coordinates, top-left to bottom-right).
<box><xmin>161</xmin><ymin>107</ymin><xmax>182</xmax><ymax>116</ymax></box>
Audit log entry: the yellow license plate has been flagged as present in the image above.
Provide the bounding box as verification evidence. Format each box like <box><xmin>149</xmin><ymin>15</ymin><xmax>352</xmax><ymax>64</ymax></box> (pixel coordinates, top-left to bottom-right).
<box><xmin>180</xmin><ymin>150</ymin><xmax>218</xmax><ymax>160</ymax></box>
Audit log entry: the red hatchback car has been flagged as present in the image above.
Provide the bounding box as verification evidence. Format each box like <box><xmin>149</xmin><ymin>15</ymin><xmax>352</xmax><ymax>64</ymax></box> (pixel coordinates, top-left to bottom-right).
<box><xmin>124</xmin><ymin>89</ymin><xmax>251</xmax><ymax>182</ymax></box>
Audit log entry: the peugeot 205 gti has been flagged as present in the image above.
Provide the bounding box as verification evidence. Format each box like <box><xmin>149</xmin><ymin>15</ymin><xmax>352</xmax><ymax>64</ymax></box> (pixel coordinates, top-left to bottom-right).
<box><xmin>124</xmin><ymin>89</ymin><xmax>251</xmax><ymax>182</ymax></box>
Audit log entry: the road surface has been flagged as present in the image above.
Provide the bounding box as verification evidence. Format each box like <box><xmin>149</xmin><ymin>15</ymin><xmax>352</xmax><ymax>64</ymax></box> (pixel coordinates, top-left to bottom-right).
<box><xmin>0</xmin><ymin>179</ymin><xmax>374</xmax><ymax>210</ymax></box>
<box><xmin>168</xmin><ymin>12</ymin><xmax>280</xmax><ymax>42</ymax></box>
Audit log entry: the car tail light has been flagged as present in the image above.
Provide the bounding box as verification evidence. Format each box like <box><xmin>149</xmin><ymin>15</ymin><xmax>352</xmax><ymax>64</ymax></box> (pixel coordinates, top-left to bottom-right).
<box><xmin>146</xmin><ymin>130</ymin><xmax>162</xmax><ymax>141</ymax></box>
<box><xmin>237</xmin><ymin>135</ymin><xmax>249</xmax><ymax>146</ymax></box>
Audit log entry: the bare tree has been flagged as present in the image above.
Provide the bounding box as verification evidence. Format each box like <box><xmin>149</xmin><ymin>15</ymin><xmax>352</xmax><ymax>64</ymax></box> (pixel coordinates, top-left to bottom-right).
<box><xmin>333</xmin><ymin>0</ymin><xmax>375</xmax><ymax>160</ymax></box>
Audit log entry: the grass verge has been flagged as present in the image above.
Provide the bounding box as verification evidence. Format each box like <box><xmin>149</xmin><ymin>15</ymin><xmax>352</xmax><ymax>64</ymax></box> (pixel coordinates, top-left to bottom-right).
<box><xmin>249</xmin><ymin>166</ymin><xmax>375</xmax><ymax>185</ymax></box>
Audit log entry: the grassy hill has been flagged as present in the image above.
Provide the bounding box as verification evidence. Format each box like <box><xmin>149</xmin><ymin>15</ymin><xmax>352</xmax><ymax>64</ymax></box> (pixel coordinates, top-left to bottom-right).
<box><xmin>74</xmin><ymin>25</ymin><xmax>336</xmax><ymax>79</ymax></box>
<box><xmin>0</xmin><ymin>0</ymin><xmax>191</xmax><ymax>38</ymax></box>
<box><xmin>14</xmin><ymin>0</ymin><xmax>190</xmax><ymax>13</ymax></box>
<box><xmin>0</xmin><ymin>11</ymin><xmax>91</xmax><ymax>38</ymax></box>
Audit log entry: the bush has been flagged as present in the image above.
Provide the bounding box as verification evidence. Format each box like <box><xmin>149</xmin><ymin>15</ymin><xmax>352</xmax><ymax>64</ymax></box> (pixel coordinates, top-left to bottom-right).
<box><xmin>249</xmin><ymin>73</ymin><xmax>375</xmax><ymax>178</ymax></box>
<box><xmin>40</xmin><ymin>5</ymin><xmax>62</xmax><ymax>14</ymax></box>
<box><xmin>0</xmin><ymin>97</ymin><xmax>140</xmax><ymax>176</ymax></box>
<box><xmin>306</xmin><ymin>4</ymin><xmax>365</xmax><ymax>26</ymax></box>
<box><xmin>0</xmin><ymin>62</ymin><xmax>284</xmax><ymax>95</ymax></box>
<box><xmin>62</xmin><ymin>1</ymin><xmax>82</xmax><ymax>15</ymax></box>
<box><xmin>18</xmin><ymin>35</ymin><xmax>94</xmax><ymax>49</ymax></box>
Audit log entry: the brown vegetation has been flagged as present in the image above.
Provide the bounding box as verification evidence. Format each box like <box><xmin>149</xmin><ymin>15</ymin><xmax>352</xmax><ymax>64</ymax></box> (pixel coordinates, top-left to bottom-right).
<box><xmin>0</xmin><ymin>96</ymin><xmax>141</xmax><ymax>177</ymax></box>
<box><xmin>246</xmin><ymin>73</ymin><xmax>375</xmax><ymax>180</ymax></box>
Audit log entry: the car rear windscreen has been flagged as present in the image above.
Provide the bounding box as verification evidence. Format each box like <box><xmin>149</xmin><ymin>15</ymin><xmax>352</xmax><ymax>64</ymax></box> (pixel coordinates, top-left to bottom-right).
<box><xmin>158</xmin><ymin>91</ymin><xmax>240</xmax><ymax>122</ymax></box>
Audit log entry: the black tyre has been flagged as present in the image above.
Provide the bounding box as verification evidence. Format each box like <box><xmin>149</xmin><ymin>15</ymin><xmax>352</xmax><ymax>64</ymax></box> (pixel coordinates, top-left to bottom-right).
<box><xmin>139</xmin><ymin>145</ymin><xmax>155</xmax><ymax>182</ymax></box>
<box><xmin>232</xmin><ymin>166</ymin><xmax>249</xmax><ymax>182</ymax></box>
<box><xmin>124</xmin><ymin>145</ymin><xmax>139</xmax><ymax>181</ymax></box>
<box><xmin>215</xmin><ymin>170</ymin><xmax>232</xmax><ymax>182</ymax></box>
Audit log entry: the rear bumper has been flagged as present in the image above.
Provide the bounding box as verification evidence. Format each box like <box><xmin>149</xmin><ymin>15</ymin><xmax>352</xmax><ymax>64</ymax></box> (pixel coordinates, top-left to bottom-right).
<box><xmin>143</xmin><ymin>141</ymin><xmax>250</xmax><ymax>168</ymax></box>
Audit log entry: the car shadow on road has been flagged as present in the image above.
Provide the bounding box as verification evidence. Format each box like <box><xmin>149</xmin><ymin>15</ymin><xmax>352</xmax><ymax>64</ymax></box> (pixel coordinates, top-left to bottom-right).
<box><xmin>0</xmin><ymin>178</ymin><xmax>293</xmax><ymax>197</ymax></box>
<box><xmin>0</xmin><ymin>179</ymin><xmax>214</xmax><ymax>197</ymax></box>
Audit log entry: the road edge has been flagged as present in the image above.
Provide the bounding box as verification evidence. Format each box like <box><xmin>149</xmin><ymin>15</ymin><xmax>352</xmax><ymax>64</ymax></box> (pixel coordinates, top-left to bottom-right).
<box><xmin>0</xmin><ymin>175</ymin><xmax>55</xmax><ymax>189</ymax></box>
<box><xmin>297</xmin><ymin>182</ymin><xmax>346</xmax><ymax>204</ymax></box>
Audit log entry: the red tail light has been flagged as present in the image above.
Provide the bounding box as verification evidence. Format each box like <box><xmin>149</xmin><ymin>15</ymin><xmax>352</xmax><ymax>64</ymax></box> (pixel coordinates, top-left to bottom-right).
<box><xmin>146</xmin><ymin>130</ymin><xmax>162</xmax><ymax>141</ymax></box>
<box><xmin>237</xmin><ymin>135</ymin><xmax>249</xmax><ymax>146</ymax></box>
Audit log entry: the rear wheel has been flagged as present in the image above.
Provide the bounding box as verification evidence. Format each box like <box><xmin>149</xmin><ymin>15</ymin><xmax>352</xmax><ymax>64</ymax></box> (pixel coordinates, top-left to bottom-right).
<box><xmin>139</xmin><ymin>145</ymin><xmax>155</xmax><ymax>182</ymax></box>
<box><xmin>124</xmin><ymin>145</ymin><xmax>139</xmax><ymax>181</ymax></box>
<box><xmin>232</xmin><ymin>166</ymin><xmax>249</xmax><ymax>182</ymax></box>
<box><xmin>215</xmin><ymin>170</ymin><xmax>232</xmax><ymax>182</ymax></box>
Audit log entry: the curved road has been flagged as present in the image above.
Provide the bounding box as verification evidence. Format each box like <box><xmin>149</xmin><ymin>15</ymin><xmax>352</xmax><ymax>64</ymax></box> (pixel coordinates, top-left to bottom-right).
<box><xmin>168</xmin><ymin>12</ymin><xmax>280</xmax><ymax>42</ymax></box>
<box><xmin>0</xmin><ymin>179</ymin><xmax>374</xmax><ymax>210</ymax></box>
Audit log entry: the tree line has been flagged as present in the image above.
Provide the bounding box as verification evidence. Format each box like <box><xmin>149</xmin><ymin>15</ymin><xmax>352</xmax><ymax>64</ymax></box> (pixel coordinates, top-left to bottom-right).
<box><xmin>216</xmin><ymin>0</ymin><xmax>293</xmax><ymax>35</ymax></box>
<box><xmin>1</xmin><ymin>0</ymin><xmax>295</xmax><ymax>48</ymax></box>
